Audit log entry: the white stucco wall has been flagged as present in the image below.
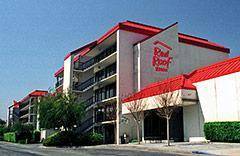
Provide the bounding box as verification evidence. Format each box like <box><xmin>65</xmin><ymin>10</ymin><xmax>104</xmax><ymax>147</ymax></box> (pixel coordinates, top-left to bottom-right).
<box><xmin>183</xmin><ymin>103</ymin><xmax>204</xmax><ymax>141</ymax></box>
<box><xmin>195</xmin><ymin>71</ymin><xmax>240</xmax><ymax>122</ymax></box>
<box><xmin>63</xmin><ymin>56</ymin><xmax>74</xmax><ymax>93</ymax></box>
<box><xmin>116</xmin><ymin>30</ymin><xmax>148</xmax><ymax>144</ymax></box>
<box><xmin>120</xmin><ymin>113</ymin><xmax>141</xmax><ymax>142</ymax></box>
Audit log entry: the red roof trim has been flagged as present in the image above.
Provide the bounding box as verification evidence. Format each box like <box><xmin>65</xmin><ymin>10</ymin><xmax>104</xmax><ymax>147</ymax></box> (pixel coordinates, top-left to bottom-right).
<box><xmin>13</xmin><ymin>100</ymin><xmax>19</xmax><ymax>109</ymax></box>
<box><xmin>123</xmin><ymin>74</ymin><xmax>196</xmax><ymax>103</ymax></box>
<box><xmin>64</xmin><ymin>53</ymin><xmax>72</xmax><ymax>61</ymax></box>
<box><xmin>57</xmin><ymin>41</ymin><xmax>97</xmax><ymax>77</ymax></box>
<box><xmin>189</xmin><ymin>56</ymin><xmax>240</xmax><ymax>83</ymax></box>
<box><xmin>19</xmin><ymin>90</ymin><xmax>48</xmax><ymax>103</ymax></box>
<box><xmin>135</xmin><ymin>22</ymin><xmax>178</xmax><ymax>45</ymax></box>
<box><xmin>179</xmin><ymin>35</ymin><xmax>230</xmax><ymax>53</ymax></box>
<box><xmin>125</xmin><ymin>21</ymin><xmax>229</xmax><ymax>53</ymax></box>
<box><xmin>58</xmin><ymin>21</ymin><xmax>230</xmax><ymax>78</ymax></box>
<box><xmin>73</xmin><ymin>54</ymin><xmax>80</xmax><ymax>62</ymax></box>
<box><xmin>54</xmin><ymin>66</ymin><xmax>64</xmax><ymax>77</ymax></box>
<box><xmin>64</xmin><ymin>41</ymin><xmax>97</xmax><ymax>61</ymax></box>
<box><xmin>120</xmin><ymin>25</ymin><xmax>157</xmax><ymax>36</ymax></box>
<box><xmin>64</xmin><ymin>21</ymin><xmax>229</xmax><ymax>62</ymax></box>
<box><xmin>97</xmin><ymin>25</ymin><xmax>119</xmax><ymax>44</ymax></box>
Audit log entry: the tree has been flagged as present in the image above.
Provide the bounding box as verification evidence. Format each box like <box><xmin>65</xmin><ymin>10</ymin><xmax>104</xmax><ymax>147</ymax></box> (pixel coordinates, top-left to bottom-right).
<box><xmin>0</xmin><ymin>119</ymin><xmax>6</xmax><ymax>126</ymax></box>
<box><xmin>38</xmin><ymin>94</ymin><xmax>58</xmax><ymax>129</ymax></box>
<box><xmin>154</xmin><ymin>89</ymin><xmax>182</xmax><ymax>146</ymax></box>
<box><xmin>122</xmin><ymin>95</ymin><xmax>147</xmax><ymax>144</ymax></box>
<box><xmin>54</xmin><ymin>92</ymin><xmax>85</xmax><ymax>131</ymax></box>
<box><xmin>37</xmin><ymin>92</ymin><xmax>85</xmax><ymax>131</ymax></box>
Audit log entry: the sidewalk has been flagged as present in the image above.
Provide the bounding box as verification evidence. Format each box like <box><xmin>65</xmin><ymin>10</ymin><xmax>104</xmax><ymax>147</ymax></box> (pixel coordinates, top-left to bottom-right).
<box><xmin>82</xmin><ymin>142</ymin><xmax>240</xmax><ymax>156</ymax></box>
<box><xmin>3</xmin><ymin>140</ymin><xmax>240</xmax><ymax>155</ymax></box>
<box><xmin>122</xmin><ymin>142</ymin><xmax>240</xmax><ymax>155</ymax></box>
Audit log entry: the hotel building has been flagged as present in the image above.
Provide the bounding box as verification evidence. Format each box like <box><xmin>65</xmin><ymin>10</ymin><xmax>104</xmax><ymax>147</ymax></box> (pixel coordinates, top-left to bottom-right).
<box><xmin>54</xmin><ymin>21</ymin><xmax>236</xmax><ymax>144</ymax></box>
<box><xmin>7</xmin><ymin>90</ymin><xmax>48</xmax><ymax>129</ymax></box>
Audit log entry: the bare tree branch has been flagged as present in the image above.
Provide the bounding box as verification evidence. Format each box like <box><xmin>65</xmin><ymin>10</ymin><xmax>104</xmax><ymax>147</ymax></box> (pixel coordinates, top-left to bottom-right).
<box><xmin>121</xmin><ymin>94</ymin><xmax>147</xmax><ymax>144</ymax></box>
<box><xmin>153</xmin><ymin>83</ymin><xmax>182</xmax><ymax>146</ymax></box>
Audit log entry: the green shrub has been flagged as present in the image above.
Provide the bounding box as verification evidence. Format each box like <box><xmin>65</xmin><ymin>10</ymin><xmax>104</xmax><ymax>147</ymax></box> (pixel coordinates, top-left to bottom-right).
<box><xmin>43</xmin><ymin>131</ymin><xmax>76</xmax><ymax>147</ymax></box>
<box><xmin>4</xmin><ymin>132</ymin><xmax>16</xmax><ymax>143</ymax></box>
<box><xmin>0</xmin><ymin>126</ymin><xmax>10</xmax><ymax>140</ymax></box>
<box><xmin>9</xmin><ymin>122</ymin><xmax>33</xmax><ymax>143</ymax></box>
<box><xmin>89</xmin><ymin>132</ymin><xmax>103</xmax><ymax>145</ymax></box>
<box><xmin>43</xmin><ymin>131</ymin><xmax>103</xmax><ymax>146</ymax></box>
<box><xmin>204</xmin><ymin>122</ymin><xmax>240</xmax><ymax>143</ymax></box>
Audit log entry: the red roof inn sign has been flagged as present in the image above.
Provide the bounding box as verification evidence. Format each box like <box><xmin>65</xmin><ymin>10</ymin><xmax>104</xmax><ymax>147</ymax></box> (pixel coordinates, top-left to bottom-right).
<box><xmin>152</xmin><ymin>40</ymin><xmax>173</xmax><ymax>72</ymax></box>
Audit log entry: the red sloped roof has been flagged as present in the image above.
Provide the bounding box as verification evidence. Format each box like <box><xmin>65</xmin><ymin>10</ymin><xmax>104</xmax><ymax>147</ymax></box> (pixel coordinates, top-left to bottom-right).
<box><xmin>189</xmin><ymin>56</ymin><xmax>240</xmax><ymax>83</ymax></box>
<box><xmin>19</xmin><ymin>90</ymin><xmax>48</xmax><ymax>103</ymax></box>
<box><xmin>123</xmin><ymin>75</ymin><xmax>196</xmax><ymax>103</ymax></box>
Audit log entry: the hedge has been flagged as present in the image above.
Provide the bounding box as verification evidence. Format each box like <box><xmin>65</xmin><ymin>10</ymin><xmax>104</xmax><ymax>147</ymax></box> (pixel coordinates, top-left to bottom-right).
<box><xmin>43</xmin><ymin>131</ymin><xmax>76</xmax><ymax>146</ymax></box>
<box><xmin>204</xmin><ymin>122</ymin><xmax>240</xmax><ymax>143</ymax></box>
<box><xmin>4</xmin><ymin>132</ymin><xmax>17</xmax><ymax>143</ymax></box>
<box><xmin>0</xmin><ymin>126</ymin><xmax>10</xmax><ymax>141</ymax></box>
<box><xmin>43</xmin><ymin>131</ymin><xmax>104</xmax><ymax>146</ymax></box>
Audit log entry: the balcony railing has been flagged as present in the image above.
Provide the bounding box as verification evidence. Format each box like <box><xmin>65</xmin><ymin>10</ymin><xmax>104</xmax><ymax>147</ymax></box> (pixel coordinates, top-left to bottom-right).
<box><xmin>83</xmin><ymin>97</ymin><xmax>94</xmax><ymax>108</ymax></box>
<box><xmin>73</xmin><ymin>68</ymin><xmax>116</xmax><ymax>92</ymax></box>
<box><xmin>55</xmin><ymin>79</ymin><xmax>63</xmax><ymax>88</ymax></box>
<box><xmin>95</xmin><ymin>106</ymin><xmax>116</xmax><ymax>123</ymax></box>
<box><xmin>79</xmin><ymin>117</ymin><xmax>93</xmax><ymax>132</ymax></box>
<box><xmin>95</xmin><ymin>114</ymin><xmax>116</xmax><ymax>123</ymax></box>
<box><xmin>74</xmin><ymin>44</ymin><xmax>116</xmax><ymax>71</ymax></box>
<box><xmin>74</xmin><ymin>77</ymin><xmax>95</xmax><ymax>91</ymax></box>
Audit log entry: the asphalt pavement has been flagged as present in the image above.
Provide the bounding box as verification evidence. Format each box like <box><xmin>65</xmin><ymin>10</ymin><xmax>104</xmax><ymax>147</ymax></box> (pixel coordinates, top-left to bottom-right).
<box><xmin>0</xmin><ymin>141</ymin><xmax>183</xmax><ymax>156</ymax></box>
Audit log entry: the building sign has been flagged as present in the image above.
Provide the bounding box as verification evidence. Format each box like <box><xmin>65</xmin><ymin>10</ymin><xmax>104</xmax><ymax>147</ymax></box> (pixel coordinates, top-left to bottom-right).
<box><xmin>152</xmin><ymin>40</ymin><xmax>173</xmax><ymax>72</ymax></box>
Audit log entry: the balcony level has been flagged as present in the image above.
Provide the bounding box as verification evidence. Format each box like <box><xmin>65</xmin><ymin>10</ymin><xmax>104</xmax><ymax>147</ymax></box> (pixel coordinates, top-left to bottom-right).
<box><xmin>19</xmin><ymin>109</ymin><xmax>29</xmax><ymax>118</ymax></box>
<box><xmin>95</xmin><ymin>103</ymin><xmax>116</xmax><ymax>124</ymax></box>
<box><xmin>55</xmin><ymin>78</ymin><xmax>63</xmax><ymax>89</ymax></box>
<box><xmin>74</xmin><ymin>44</ymin><xmax>116</xmax><ymax>72</ymax></box>
<box><xmin>82</xmin><ymin>83</ymin><xmax>116</xmax><ymax>110</ymax></box>
<box><xmin>78</xmin><ymin>102</ymin><xmax>116</xmax><ymax>133</ymax></box>
<box><xmin>73</xmin><ymin>63</ymin><xmax>116</xmax><ymax>92</ymax></box>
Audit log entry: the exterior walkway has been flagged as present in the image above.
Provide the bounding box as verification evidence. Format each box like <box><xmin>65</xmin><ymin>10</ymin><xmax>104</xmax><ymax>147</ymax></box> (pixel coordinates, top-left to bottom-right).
<box><xmin>116</xmin><ymin>142</ymin><xmax>240</xmax><ymax>155</ymax></box>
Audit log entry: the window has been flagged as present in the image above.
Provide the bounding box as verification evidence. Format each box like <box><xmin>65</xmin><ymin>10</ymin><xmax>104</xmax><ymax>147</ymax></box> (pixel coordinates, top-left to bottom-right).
<box><xmin>95</xmin><ymin>70</ymin><xmax>105</xmax><ymax>82</ymax></box>
<box><xmin>94</xmin><ymin>83</ymin><xmax>116</xmax><ymax>102</ymax></box>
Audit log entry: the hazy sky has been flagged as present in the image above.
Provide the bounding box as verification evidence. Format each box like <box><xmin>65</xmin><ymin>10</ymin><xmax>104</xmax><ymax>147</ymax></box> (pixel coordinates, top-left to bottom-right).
<box><xmin>0</xmin><ymin>0</ymin><xmax>239</xmax><ymax>120</ymax></box>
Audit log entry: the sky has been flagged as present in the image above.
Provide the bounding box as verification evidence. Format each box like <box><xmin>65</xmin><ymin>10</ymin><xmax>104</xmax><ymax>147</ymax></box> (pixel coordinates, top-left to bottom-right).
<box><xmin>0</xmin><ymin>0</ymin><xmax>240</xmax><ymax>120</ymax></box>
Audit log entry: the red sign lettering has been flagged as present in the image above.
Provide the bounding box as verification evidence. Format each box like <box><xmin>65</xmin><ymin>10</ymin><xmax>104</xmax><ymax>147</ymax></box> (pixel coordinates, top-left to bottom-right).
<box><xmin>152</xmin><ymin>41</ymin><xmax>173</xmax><ymax>72</ymax></box>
